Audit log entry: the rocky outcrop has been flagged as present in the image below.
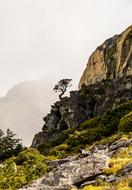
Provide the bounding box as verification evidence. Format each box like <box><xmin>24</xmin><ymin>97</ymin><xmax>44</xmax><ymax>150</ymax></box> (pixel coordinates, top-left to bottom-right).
<box><xmin>79</xmin><ymin>25</ymin><xmax>132</xmax><ymax>88</ymax></box>
<box><xmin>21</xmin><ymin>139</ymin><xmax>132</xmax><ymax>190</ymax></box>
<box><xmin>32</xmin><ymin>76</ymin><xmax>132</xmax><ymax>148</ymax></box>
<box><xmin>40</xmin><ymin>153</ymin><xmax>108</xmax><ymax>190</ymax></box>
<box><xmin>20</xmin><ymin>149</ymin><xmax>108</xmax><ymax>190</ymax></box>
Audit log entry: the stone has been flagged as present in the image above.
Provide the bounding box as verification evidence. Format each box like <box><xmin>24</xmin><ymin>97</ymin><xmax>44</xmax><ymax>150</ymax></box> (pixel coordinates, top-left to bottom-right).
<box><xmin>79</xmin><ymin>25</ymin><xmax>132</xmax><ymax>89</ymax></box>
<box><xmin>47</xmin><ymin>156</ymin><xmax>78</xmax><ymax>170</ymax></box>
<box><xmin>107</xmin><ymin>139</ymin><xmax>132</xmax><ymax>156</ymax></box>
<box><xmin>79</xmin><ymin>149</ymin><xmax>91</xmax><ymax>157</ymax></box>
<box><xmin>20</xmin><ymin>151</ymin><xmax>108</xmax><ymax>190</ymax></box>
<box><xmin>96</xmin><ymin>174</ymin><xmax>116</xmax><ymax>183</ymax></box>
<box><xmin>80</xmin><ymin>180</ymin><xmax>96</xmax><ymax>188</ymax></box>
<box><xmin>40</xmin><ymin>153</ymin><xmax>108</xmax><ymax>189</ymax></box>
<box><xmin>118</xmin><ymin>163</ymin><xmax>132</xmax><ymax>178</ymax></box>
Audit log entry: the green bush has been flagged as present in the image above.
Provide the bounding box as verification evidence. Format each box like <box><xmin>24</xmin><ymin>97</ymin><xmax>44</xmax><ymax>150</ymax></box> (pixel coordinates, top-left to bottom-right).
<box><xmin>0</xmin><ymin>148</ymin><xmax>48</xmax><ymax>189</ymax></box>
<box><xmin>49</xmin><ymin>143</ymin><xmax>70</xmax><ymax>158</ymax></box>
<box><xmin>118</xmin><ymin>111</ymin><xmax>132</xmax><ymax>132</ymax></box>
<box><xmin>79</xmin><ymin>117</ymin><xmax>101</xmax><ymax>130</ymax></box>
<box><xmin>0</xmin><ymin>129</ymin><xmax>23</xmax><ymax>161</ymax></box>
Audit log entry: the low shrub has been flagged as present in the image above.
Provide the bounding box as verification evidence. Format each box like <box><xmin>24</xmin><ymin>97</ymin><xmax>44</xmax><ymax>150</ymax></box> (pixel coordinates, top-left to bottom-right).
<box><xmin>49</xmin><ymin>143</ymin><xmax>70</xmax><ymax>158</ymax></box>
<box><xmin>118</xmin><ymin>111</ymin><xmax>132</xmax><ymax>132</ymax></box>
<box><xmin>0</xmin><ymin>148</ymin><xmax>49</xmax><ymax>189</ymax></box>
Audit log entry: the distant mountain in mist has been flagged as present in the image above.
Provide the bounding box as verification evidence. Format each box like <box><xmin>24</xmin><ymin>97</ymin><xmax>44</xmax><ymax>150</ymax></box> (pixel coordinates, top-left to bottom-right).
<box><xmin>0</xmin><ymin>80</ymin><xmax>57</xmax><ymax>146</ymax></box>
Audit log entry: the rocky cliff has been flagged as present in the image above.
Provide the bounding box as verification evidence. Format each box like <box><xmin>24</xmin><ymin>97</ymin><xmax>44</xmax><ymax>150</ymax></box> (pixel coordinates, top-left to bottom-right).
<box><xmin>32</xmin><ymin>76</ymin><xmax>132</xmax><ymax>148</ymax></box>
<box><xmin>79</xmin><ymin>25</ymin><xmax>132</xmax><ymax>88</ymax></box>
<box><xmin>32</xmin><ymin>26</ymin><xmax>132</xmax><ymax>149</ymax></box>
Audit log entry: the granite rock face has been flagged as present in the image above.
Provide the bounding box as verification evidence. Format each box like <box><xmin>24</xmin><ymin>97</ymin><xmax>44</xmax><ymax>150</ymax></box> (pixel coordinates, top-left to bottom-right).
<box><xmin>79</xmin><ymin>25</ymin><xmax>132</xmax><ymax>88</ymax></box>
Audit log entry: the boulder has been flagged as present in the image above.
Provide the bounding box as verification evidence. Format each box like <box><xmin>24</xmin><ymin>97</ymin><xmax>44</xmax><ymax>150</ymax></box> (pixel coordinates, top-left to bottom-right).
<box><xmin>20</xmin><ymin>151</ymin><xmax>108</xmax><ymax>190</ymax></box>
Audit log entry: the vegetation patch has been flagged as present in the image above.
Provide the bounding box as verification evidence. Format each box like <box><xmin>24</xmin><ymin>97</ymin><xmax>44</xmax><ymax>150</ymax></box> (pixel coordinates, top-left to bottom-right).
<box><xmin>118</xmin><ymin>111</ymin><xmax>132</xmax><ymax>132</ymax></box>
<box><xmin>105</xmin><ymin>146</ymin><xmax>132</xmax><ymax>175</ymax></box>
<box><xmin>79</xmin><ymin>177</ymin><xmax>132</xmax><ymax>190</ymax></box>
<box><xmin>0</xmin><ymin>148</ymin><xmax>56</xmax><ymax>190</ymax></box>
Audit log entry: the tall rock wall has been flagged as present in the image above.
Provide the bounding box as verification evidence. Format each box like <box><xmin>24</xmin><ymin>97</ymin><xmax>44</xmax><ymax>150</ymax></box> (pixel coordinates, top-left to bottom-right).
<box><xmin>79</xmin><ymin>25</ymin><xmax>132</xmax><ymax>88</ymax></box>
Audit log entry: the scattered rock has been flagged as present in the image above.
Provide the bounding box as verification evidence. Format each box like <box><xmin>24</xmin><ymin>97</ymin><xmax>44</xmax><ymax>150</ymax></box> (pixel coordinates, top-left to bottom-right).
<box><xmin>79</xmin><ymin>149</ymin><xmax>91</xmax><ymax>157</ymax></box>
<box><xmin>80</xmin><ymin>180</ymin><xmax>96</xmax><ymax>188</ymax></box>
<box><xmin>47</xmin><ymin>156</ymin><xmax>78</xmax><ymax>170</ymax></box>
<box><xmin>96</xmin><ymin>174</ymin><xmax>116</xmax><ymax>183</ymax></box>
<box><xmin>118</xmin><ymin>163</ymin><xmax>132</xmax><ymax>178</ymax></box>
<box><xmin>108</xmin><ymin>139</ymin><xmax>132</xmax><ymax>156</ymax></box>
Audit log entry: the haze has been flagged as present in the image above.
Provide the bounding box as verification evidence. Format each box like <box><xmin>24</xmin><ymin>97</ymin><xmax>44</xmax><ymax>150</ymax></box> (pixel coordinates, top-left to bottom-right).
<box><xmin>0</xmin><ymin>0</ymin><xmax>131</xmax><ymax>145</ymax></box>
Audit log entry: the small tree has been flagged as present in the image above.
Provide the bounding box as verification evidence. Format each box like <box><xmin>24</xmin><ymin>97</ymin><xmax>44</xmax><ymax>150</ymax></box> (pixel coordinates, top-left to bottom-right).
<box><xmin>53</xmin><ymin>79</ymin><xmax>72</xmax><ymax>100</ymax></box>
<box><xmin>0</xmin><ymin>129</ymin><xmax>23</xmax><ymax>161</ymax></box>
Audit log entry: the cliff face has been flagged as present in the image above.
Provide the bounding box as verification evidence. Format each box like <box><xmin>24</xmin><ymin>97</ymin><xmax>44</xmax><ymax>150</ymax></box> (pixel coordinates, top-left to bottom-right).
<box><xmin>79</xmin><ymin>25</ymin><xmax>132</xmax><ymax>88</ymax></box>
<box><xmin>32</xmin><ymin>26</ymin><xmax>132</xmax><ymax>148</ymax></box>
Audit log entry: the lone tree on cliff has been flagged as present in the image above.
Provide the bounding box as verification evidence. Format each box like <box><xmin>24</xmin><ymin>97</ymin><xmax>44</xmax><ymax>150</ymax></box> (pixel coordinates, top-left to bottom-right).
<box><xmin>53</xmin><ymin>79</ymin><xmax>72</xmax><ymax>100</ymax></box>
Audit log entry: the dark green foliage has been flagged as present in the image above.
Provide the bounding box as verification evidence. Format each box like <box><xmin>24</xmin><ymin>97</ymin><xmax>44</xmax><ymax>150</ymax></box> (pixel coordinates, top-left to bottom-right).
<box><xmin>0</xmin><ymin>129</ymin><xmax>23</xmax><ymax>161</ymax></box>
<box><xmin>118</xmin><ymin>111</ymin><xmax>132</xmax><ymax>132</ymax></box>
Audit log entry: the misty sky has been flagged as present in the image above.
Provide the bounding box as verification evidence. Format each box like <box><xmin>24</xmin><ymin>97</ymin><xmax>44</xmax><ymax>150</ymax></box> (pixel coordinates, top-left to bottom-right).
<box><xmin>0</xmin><ymin>0</ymin><xmax>132</xmax><ymax>96</ymax></box>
